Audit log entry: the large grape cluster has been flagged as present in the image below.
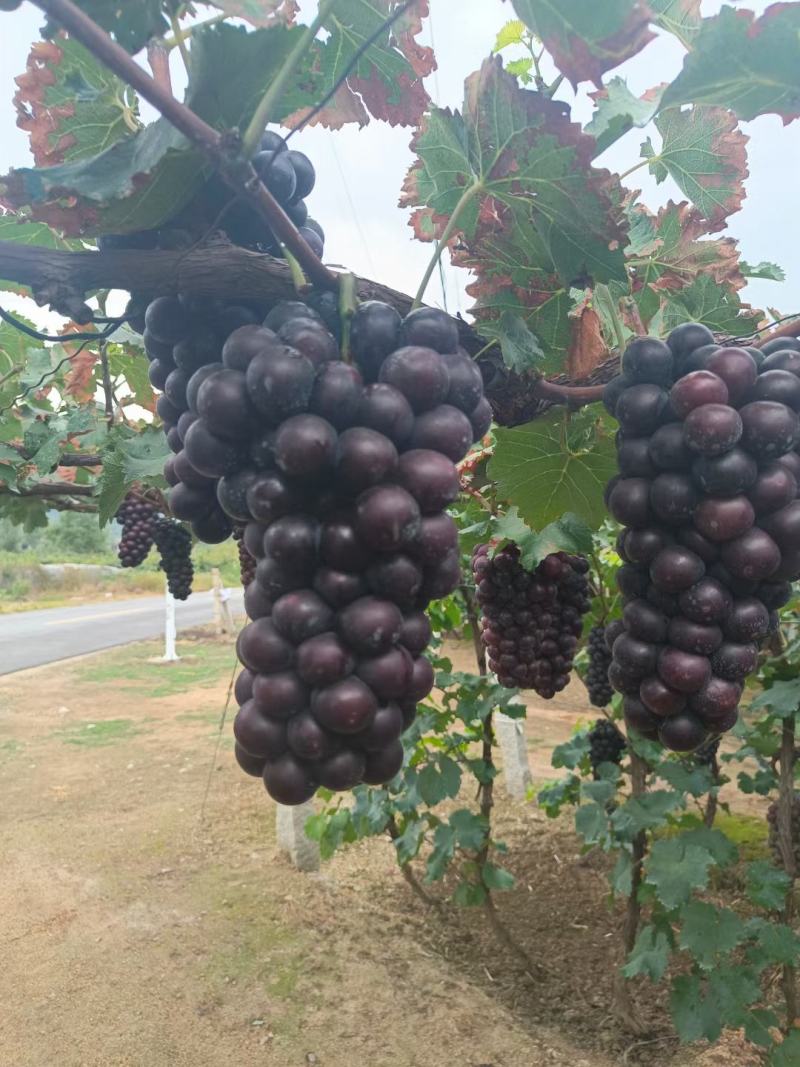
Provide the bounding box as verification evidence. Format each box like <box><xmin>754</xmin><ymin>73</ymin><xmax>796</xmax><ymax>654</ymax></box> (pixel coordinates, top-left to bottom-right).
<box><xmin>585</xmin><ymin>624</ymin><xmax>614</xmax><ymax>707</ymax></box>
<box><xmin>605</xmin><ymin>326</ymin><xmax>800</xmax><ymax>752</ymax></box>
<box><xmin>472</xmin><ymin>543</ymin><xmax>590</xmax><ymax>698</ymax></box>
<box><xmin>116</xmin><ymin>495</ymin><xmax>157</xmax><ymax>567</ymax></box>
<box><xmin>145</xmin><ymin>296</ymin><xmax>487</xmax><ymax>805</ymax></box>
<box><xmin>767</xmin><ymin>794</ymin><xmax>800</xmax><ymax>870</ymax></box>
<box><xmin>588</xmin><ymin>718</ymin><xmax>627</xmax><ymax>774</ymax></box>
<box><xmin>152</xmin><ymin>517</ymin><xmax>194</xmax><ymax>600</ymax></box>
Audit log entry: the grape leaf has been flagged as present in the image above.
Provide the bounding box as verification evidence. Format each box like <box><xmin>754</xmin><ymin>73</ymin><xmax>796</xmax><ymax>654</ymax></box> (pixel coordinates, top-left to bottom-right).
<box><xmin>648</xmin><ymin>0</ymin><xmax>701</xmax><ymax>47</ymax></box>
<box><xmin>623</xmin><ymin>924</ymin><xmax>672</xmax><ymax>980</ymax></box>
<box><xmin>205</xmin><ymin>0</ymin><xmax>299</xmax><ymax>27</ymax></box>
<box><xmin>14</xmin><ymin>38</ymin><xmax>139</xmax><ymax>167</ymax></box>
<box><xmin>42</xmin><ymin>0</ymin><xmax>168</xmax><ymax>55</ymax></box>
<box><xmin>449</xmin><ymin>809</ymin><xmax>488</xmax><ymax>851</ymax></box>
<box><xmin>96</xmin><ymin>443</ymin><xmax>125</xmax><ymax>526</ymax></box>
<box><xmin>482</xmin><ymin>862</ymin><xmax>515</xmax><ymax>891</ymax></box>
<box><xmin>417</xmin><ymin>755</ymin><xmax>462</xmax><ymax>806</ymax></box>
<box><xmin>568</xmin><ymin>303</ymin><xmax>608</xmax><ymax>379</ymax></box>
<box><xmin>645</xmin><ymin>838</ymin><xmax>716</xmax><ymax>908</ymax></box>
<box><xmin>404</xmin><ymin>58</ymin><xmax>628</xmax><ymax>280</ymax></box>
<box><xmin>493</xmin><ymin>506</ymin><xmax>595</xmax><ymax>569</ymax></box>
<box><xmin>642</xmin><ymin>107</ymin><xmax>748</xmax><ymax>232</ymax></box>
<box><xmin>746</xmin><ymin>918</ymin><xmax>800</xmax><ymax>968</ymax></box>
<box><xmin>662</xmin><ymin>4</ymin><xmax>800</xmax><ymax>124</ymax></box>
<box><xmin>496</xmin><ymin>312</ymin><xmax>545</xmax><ymax>374</ymax></box>
<box><xmin>740</xmin><ymin>260</ymin><xmax>785</xmax><ymax>282</ymax></box>
<box><xmin>489</xmin><ymin>410</ymin><xmax>617</xmax><ymax>531</ymax></box>
<box><xmin>746</xmin><ymin>860</ymin><xmax>792</xmax><ymax>911</ymax></box>
<box><xmin>494</xmin><ymin>19</ymin><xmax>527</xmax><ymax>52</ymax></box>
<box><xmin>678</xmin><ymin>902</ymin><xmax>745</xmax><ymax>969</ymax></box>
<box><xmin>509</xmin><ymin>0</ymin><xmax>655</xmax><ymax>88</ymax></box>
<box><xmin>611</xmin><ymin>790</ymin><xmax>684</xmax><ymax>839</ymax></box>
<box><xmin>771</xmin><ymin>1030</ymin><xmax>800</xmax><ymax>1066</ymax></box>
<box><xmin>587</xmin><ymin>78</ymin><xmax>665</xmax><ymax>156</ymax></box>
<box><xmin>670</xmin><ymin>974</ymin><xmax>722</xmax><ymax>1043</ymax></box>
<box><xmin>657</xmin><ymin>274</ymin><xmax>762</xmax><ymax>337</ymax></box>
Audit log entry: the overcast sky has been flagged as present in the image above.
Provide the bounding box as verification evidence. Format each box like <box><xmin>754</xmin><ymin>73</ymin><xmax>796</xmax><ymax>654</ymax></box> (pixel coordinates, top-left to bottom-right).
<box><xmin>0</xmin><ymin>0</ymin><xmax>797</xmax><ymax>323</ymax></box>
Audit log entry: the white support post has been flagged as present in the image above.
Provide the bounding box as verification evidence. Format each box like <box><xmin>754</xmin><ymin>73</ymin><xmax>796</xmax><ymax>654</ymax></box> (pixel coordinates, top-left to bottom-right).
<box><xmin>212</xmin><ymin>568</ymin><xmax>234</xmax><ymax>634</ymax></box>
<box><xmin>276</xmin><ymin>802</ymin><xmax>320</xmax><ymax>872</ymax></box>
<box><xmin>162</xmin><ymin>581</ymin><xmax>179</xmax><ymax>662</ymax></box>
<box><xmin>496</xmin><ymin>697</ymin><xmax>532</xmax><ymax>799</ymax></box>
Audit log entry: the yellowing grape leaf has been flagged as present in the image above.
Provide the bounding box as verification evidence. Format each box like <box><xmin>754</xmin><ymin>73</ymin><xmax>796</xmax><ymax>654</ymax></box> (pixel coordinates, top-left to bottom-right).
<box><xmin>662</xmin><ymin>4</ymin><xmax>800</xmax><ymax>123</ymax></box>
<box><xmin>642</xmin><ymin>106</ymin><xmax>748</xmax><ymax>232</ymax></box>
<box><xmin>14</xmin><ymin>38</ymin><xmax>139</xmax><ymax>168</ymax></box>
<box><xmin>509</xmin><ymin>0</ymin><xmax>655</xmax><ymax>88</ymax></box>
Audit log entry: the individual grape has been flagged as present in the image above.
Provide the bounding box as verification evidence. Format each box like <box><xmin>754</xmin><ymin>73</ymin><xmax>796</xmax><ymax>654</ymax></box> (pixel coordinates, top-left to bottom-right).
<box><xmin>217</xmin><ymin>469</ymin><xmax>258</xmax><ymax>523</ymax></box>
<box><xmin>337</xmin><ymin>596</ymin><xmax>403</xmax><ymax>656</ymax></box>
<box><xmin>705</xmin><ymin>348</ymin><xmax>758</xmax><ymax>405</ymax></box>
<box><xmin>399</xmin><ymin>612</ymin><xmax>432</xmax><ymax>654</ymax></box>
<box><xmin>676</xmin><ymin>527</ymin><xmax>718</xmax><ymax>564</ymax></box>
<box><xmin>298</xmin><ymin>226</ymin><xmax>324</xmax><ymax>258</ymax></box>
<box><xmin>355</xmin><ymin>485</ymin><xmax>422</xmax><ymax>552</ymax></box>
<box><xmin>720</xmin><ymin>528</ymin><xmax>781</xmax><ymax>581</ymax></box>
<box><xmin>403</xmin><ymin>307</ymin><xmax>460</xmax><ymax>354</ymax></box>
<box><xmin>271</xmin><ymin>590</ymin><xmax>334</xmax><ymax>644</ymax></box>
<box><xmin>723</xmin><ymin>597</ymin><xmax>770</xmax><ymax>643</ymax></box>
<box><xmin>350</xmin><ymin>301</ymin><xmax>404</xmax><ymax>382</ymax></box>
<box><xmin>411</xmin><ymin>513</ymin><xmax>459</xmax><ymax>566</ymax></box>
<box><xmin>615</xmin><ymin>384</ymin><xmax>669</xmax><ymax>435</ymax></box>
<box><xmin>670</xmin><ymin>371</ymin><xmax>729</xmax><ymax>417</ymax></box>
<box><xmin>749</xmin><ymin>463</ymin><xmax>797</xmax><ymax>515</ymax></box>
<box><xmin>761</xmin><ymin>338</ymin><xmax>800</xmax><ymax>356</ymax></box>
<box><xmin>361</xmin><ymin>740</ymin><xmax>404</xmax><ymax>784</ymax></box>
<box><xmin>739</xmin><ymin>401</ymin><xmax>799</xmax><ymax>459</ymax></box>
<box><xmin>378</xmin><ymin>346</ymin><xmax>450</xmax><ymax>412</ymax></box>
<box><xmin>623</xmin><ymin>599</ymin><xmax>669</xmax><ymax>643</ymax></box>
<box><xmin>667</xmin><ymin>617</ymin><xmax>722</xmax><ymax>655</ymax></box>
<box><xmin>286</xmin><ymin>711</ymin><xmax>338</xmax><ymax>761</ymax></box>
<box><xmin>262</xmin><ymin>754</ymin><xmax>318</xmax><ymax>805</ymax></box>
<box><xmin>658</xmin><ymin>647</ymin><xmax>711</xmax><ymax>693</ymax></box>
<box><xmin>222</xmin><ymin>325</ymin><xmax>277</xmax><ymax>372</ymax></box>
<box><xmin>693</xmin><ymin>496</ymin><xmax>755</xmax><ymax>542</ymax></box>
<box><xmin>650</xmin><ymin>546</ymin><xmax>705</xmax><ymax>593</ymax></box>
<box><xmin>678</xmin><ymin>578</ymin><xmax>734</xmax><ymax>624</ymax></box>
<box><xmin>234</xmin><ymin>702</ymin><xmax>289</xmax><ymax>760</ymax></box>
<box><xmin>356</xmin><ymin>384</ymin><xmax>415</xmax><ymax>446</ymax></box>
<box><xmin>335</xmin><ymin>428</ymin><xmax>398</xmax><ymax>495</ymax></box>
<box><xmin>616</xmin><ymin>564</ymin><xmax>649</xmax><ymax>600</ymax></box>
<box><xmin>658</xmin><ymin>713</ymin><xmax>707</xmax><ymax>752</ymax></box>
<box><xmin>762</xmin><ymin>350</ymin><xmax>800</xmax><ymax>375</ymax></box>
<box><xmin>624</xmin><ymin>528</ymin><xmax>672</xmax><ymax>565</ymax></box>
<box><xmin>760</xmin><ymin>500</ymin><xmax>800</xmax><ymax>550</ymax></box>
<box><xmin>246</xmin><ymin>471</ymin><xmax>303</xmax><ymax>526</ymax></box>
<box><xmin>667</xmin><ymin>322</ymin><xmax>715</xmax><ymax>362</ymax></box>
<box><xmin>367</xmin><ymin>554</ymin><xmax>423</xmax><ymax>609</ymax></box>
<box><xmin>274</xmin><ymin>414</ymin><xmax>337</xmax><ymax>481</ymax></box>
<box><xmin>263</xmin><ymin>515</ymin><xmax>319</xmax><ymax>574</ymax></box>
<box><xmin>183</xmin><ymin>419</ymin><xmax>242</xmax><ymax>478</ymax></box>
<box><xmin>750</xmin><ymin>370</ymin><xmax>800</xmax><ymax>410</ymax></box>
<box><xmin>313</xmin><ymin>567</ymin><xmax>369</xmax><ymax>609</ymax></box>
<box><xmin>251</xmin><ymin>672</ymin><xmax>309</xmax><ymax>719</ymax></box>
<box><xmin>469</xmin><ymin>396</ymin><xmax>494</xmax><ymax>441</ymax></box>
<box><xmin>144</xmin><ymin>296</ymin><xmax>191</xmax><ymax>345</ymax></box>
<box><xmin>253</xmin><ymin>149</ymin><xmax>297</xmax><ymax>203</ymax></box>
<box><xmin>235</xmin><ymin>743</ymin><xmax>267</xmax><ymax>778</ymax></box>
<box><xmin>603</xmin><ymin>375</ymin><xmax>631</xmax><ymax>417</ymax></box>
<box><xmin>278</xmin><ymin>318</ymin><xmax>339</xmax><ymax>368</ymax></box>
<box><xmin>408</xmin><ymin>655</ymin><xmax>435</xmax><ymax>701</ymax></box>
<box><xmin>613</xmin><ymin>634</ymin><xmax>658</xmax><ymax>679</ymax></box>
<box><xmin>409</xmin><ymin>404</ymin><xmax>474</xmax><ymax>461</ymax></box>
<box><xmin>608</xmin><ymin>478</ymin><xmax>651</xmax><ymax>528</ymax></box>
<box><xmin>650</xmin><ymin>472</ymin><xmax>698</xmax><ymax>525</ymax></box>
<box><xmin>621</xmin><ymin>337</ymin><xmax>674</xmax><ymax>384</ymax></box>
<box><xmin>692</xmin><ymin>448</ymin><xmax>758</xmax><ymax>497</ymax></box>
<box><xmin>640</xmin><ymin>676</ymin><xmax>686</xmax><ymax>717</ymax></box>
<box><xmin>617</xmin><ymin>437</ymin><xmax>656</xmax><ymax>478</ymax></box>
<box><xmin>357</xmin><ymin>648</ymin><xmax>413</xmax><ymax>702</ymax></box>
<box><xmin>236</xmin><ymin>618</ymin><xmax>294</xmax><ymax>674</ymax></box>
<box><xmin>648</xmin><ymin>422</ymin><xmax>693</xmax><ymax>472</ymax></box>
<box><xmin>311</xmin><ymin>677</ymin><xmax>378</xmax><ymax>734</ymax></box>
<box><xmin>168</xmin><ymin>483</ymin><xmax>216</xmax><ymax>523</ymax></box>
<box><xmin>710</xmin><ymin>642</ymin><xmax>758</xmax><ymax>682</ymax></box>
<box><xmin>623</xmin><ymin>697</ymin><xmax>660</xmax><ymax>739</ymax></box>
<box><xmin>757</xmin><ymin>581</ymin><xmax>793</xmax><ymax>610</ymax></box>
<box><xmin>310</xmin><ymin>363</ymin><xmax>363</xmax><ymax>428</ymax></box>
<box><xmin>683</xmin><ymin>404</ymin><xmax>743</xmax><ymax>456</ymax></box>
<box><xmin>191</xmin><ymin>508</ymin><xmax>234</xmax><ymax>544</ymax></box>
<box><xmin>245</xmin><ymin>344</ymin><xmax>315</xmax><ymax>420</ymax></box>
<box><xmin>441</xmin><ymin>351</ymin><xmax>485</xmax><ymax>413</ymax></box>
<box><xmin>354</xmin><ymin>703</ymin><xmax>404</xmax><ymax>752</ymax></box>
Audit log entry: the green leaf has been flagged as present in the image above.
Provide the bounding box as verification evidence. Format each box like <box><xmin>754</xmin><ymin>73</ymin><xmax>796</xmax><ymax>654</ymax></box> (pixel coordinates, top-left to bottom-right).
<box><xmin>449</xmin><ymin>809</ymin><xmax>488</xmax><ymax>852</ymax></box>
<box><xmin>643</xmin><ymin>107</ymin><xmax>747</xmax><ymax>230</ymax></box>
<box><xmin>550</xmin><ymin>731</ymin><xmax>590</xmax><ymax>771</ymax></box>
<box><xmin>657</xmin><ymin>759</ymin><xmax>715</xmax><ymax>798</ymax></box>
<box><xmin>678</xmin><ymin>902</ymin><xmax>745</xmax><ymax>969</ymax></box>
<box><xmin>587</xmin><ymin>77</ymin><xmax>664</xmax><ymax>155</ymax></box>
<box><xmin>43</xmin><ymin>0</ymin><xmax>168</xmax><ymax>54</ymax></box>
<box><xmin>645</xmin><ymin>838</ymin><xmax>716</xmax><ymax>909</ymax></box>
<box><xmin>119</xmin><ymin>426</ymin><xmax>170</xmax><ymax>482</ymax></box>
<box><xmin>708</xmin><ymin>965</ymin><xmax>762</xmax><ymax>1029</ymax></box>
<box><xmin>106</xmin><ymin>345</ymin><xmax>154</xmax><ymax>410</ymax></box>
<box><xmin>205</xmin><ymin>0</ymin><xmax>298</xmax><ymax>28</ymax></box>
<box><xmin>747</xmin><ymin>861</ymin><xmax>792</xmax><ymax>912</ymax></box>
<box><xmin>426</xmin><ymin>822</ymin><xmax>456</xmax><ymax>881</ymax></box>
<box><xmin>657</xmin><ymin>274</ymin><xmax>762</xmax><ymax>338</ymax></box>
<box><xmin>746</xmin><ymin>918</ymin><xmax>800</xmax><ymax>968</ymax></box>
<box><xmin>670</xmin><ymin>974</ymin><xmax>722</xmax><ymax>1043</ymax></box>
<box><xmin>417</xmin><ymin>756</ymin><xmax>462</xmax><ymax>807</ymax></box>
<box><xmin>750</xmin><ymin>678</ymin><xmax>800</xmax><ymax>719</ymax></box>
<box><xmin>575</xmin><ymin>802</ymin><xmax>609</xmax><ymax>846</ymax></box>
<box><xmin>771</xmin><ymin>1030</ymin><xmax>800</xmax><ymax>1066</ymax></box>
<box><xmin>648</xmin><ymin>0</ymin><xmax>702</xmax><ymax>47</ymax></box>
<box><xmin>662</xmin><ymin>5</ymin><xmax>800</xmax><ymax>123</ymax></box>
<box><xmin>95</xmin><ymin>445</ymin><xmax>125</xmax><ymax>527</ymax></box>
<box><xmin>482</xmin><ymin>862</ymin><xmax>515</xmax><ymax>891</ymax></box>
<box><xmin>610</xmin><ymin>851</ymin><xmax>633</xmax><ymax>896</ymax></box>
<box><xmin>680</xmin><ymin>826</ymin><xmax>738</xmax><ymax>867</ymax></box>
<box><xmin>623</xmin><ymin>924</ymin><xmax>672</xmax><ymax>981</ymax></box>
<box><xmin>15</xmin><ymin>38</ymin><xmax>139</xmax><ymax>166</ymax></box>
<box><xmin>510</xmin><ymin>0</ymin><xmax>654</xmax><ymax>88</ymax></box>
<box><xmin>745</xmin><ymin>1008</ymin><xmax>780</xmax><ymax>1049</ymax></box>
<box><xmin>497</xmin><ymin>312</ymin><xmax>545</xmax><ymax>374</ymax></box>
<box><xmin>740</xmin><ymin>260</ymin><xmax>785</xmax><ymax>282</ymax></box>
<box><xmin>506</xmin><ymin>59</ymin><xmax>534</xmax><ymax>85</ymax></box>
<box><xmin>393</xmin><ymin>818</ymin><xmax>426</xmax><ymax>866</ymax></box>
<box><xmin>453</xmin><ymin>881</ymin><xmax>488</xmax><ymax>907</ymax></box>
<box><xmin>611</xmin><ymin>790</ymin><xmax>684</xmax><ymax>840</ymax></box>
<box><xmin>494</xmin><ymin>19</ymin><xmax>527</xmax><ymax>52</ymax></box>
<box><xmin>492</xmin><ymin>507</ymin><xmax>594</xmax><ymax>570</ymax></box>
<box><xmin>490</xmin><ymin>412</ymin><xmax>617</xmax><ymax>532</ymax></box>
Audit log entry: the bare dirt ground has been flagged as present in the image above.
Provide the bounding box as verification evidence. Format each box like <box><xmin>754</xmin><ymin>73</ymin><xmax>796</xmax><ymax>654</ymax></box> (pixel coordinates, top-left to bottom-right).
<box><xmin>0</xmin><ymin>634</ymin><xmax>770</xmax><ymax>1067</ymax></box>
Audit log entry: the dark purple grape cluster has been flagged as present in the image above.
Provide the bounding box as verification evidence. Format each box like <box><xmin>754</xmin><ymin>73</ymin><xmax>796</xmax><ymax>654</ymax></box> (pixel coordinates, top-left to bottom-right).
<box><xmin>605</xmin><ymin>326</ymin><xmax>800</xmax><ymax>752</ymax></box>
<box><xmin>588</xmin><ymin>718</ymin><xmax>626</xmax><ymax>774</ymax></box>
<box><xmin>116</xmin><ymin>495</ymin><xmax>156</xmax><ymax>567</ymax></box>
<box><xmin>153</xmin><ymin>298</ymin><xmax>488</xmax><ymax>805</ymax></box>
<box><xmin>152</xmin><ymin>516</ymin><xmax>194</xmax><ymax>600</ymax></box>
<box><xmin>767</xmin><ymin>794</ymin><xmax>800</xmax><ymax>869</ymax></box>
<box><xmin>208</xmin><ymin>131</ymin><xmax>324</xmax><ymax>258</ymax></box>
<box><xmin>233</xmin><ymin>527</ymin><xmax>257</xmax><ymax>588</ymax></box>
<box><xmin>472</xmin><ymin>543</ymin><xmax>590</xmax><ymax>698</ymax></box>
<box><xmin>585</xmin><ymin>624</ymin><xmax>614</xmax><ymax>707</ymax></box>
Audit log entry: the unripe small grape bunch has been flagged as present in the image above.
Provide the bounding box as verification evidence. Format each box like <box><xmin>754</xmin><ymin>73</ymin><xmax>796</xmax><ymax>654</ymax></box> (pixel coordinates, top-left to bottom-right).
<box><xmin>604</xmin><ymin>325</ymin><xmax>800</xmax><ymax>754</ymax></box>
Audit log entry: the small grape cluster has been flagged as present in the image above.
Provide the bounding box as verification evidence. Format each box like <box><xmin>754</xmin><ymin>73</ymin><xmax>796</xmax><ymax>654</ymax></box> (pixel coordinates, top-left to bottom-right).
<box><xmin>141</xmin><ymin>295</ymin><xmax>488</xmax><ymax>805</ymax></box>
<box><xmin>472</xmin><ymin>543</ymin><xmax>591</xmax><ymax>699</ymax></box>
<box><xmin>767</xmin><ymin>794</ymin><xmax>800</xmax><ymax>870</ymax></box>
<box><xmin>210</xmin><ymin>131</ymin><xmax>325</xmax><ymax>258</ymax></box>
<box><xmin>585</xmin><ymin>624</ymin><xmax>614</xmax><ymax>707</ymax></box>
<box><xmin>152</xmin><ymin>517</ymin><xmax>194</xmax><ymax>600</ymax></box>
<box><xmin>116</xmin><ymin>495</ymin><xmax>157</xmax><ymax>567</ymax></box>
<box><xmin>605</xmin><ymin>326</ymin><xmax>800</xmax><ymax>752</ymax></box>
<box><xmin>588</xmin><ymin>718</ymin><xmax>627</xmax><ymax>774</ymax></box>
<box><xmin>233</xmin><ymin>527</ymin><xmax>257</xmax><ymax>588</ymax></box>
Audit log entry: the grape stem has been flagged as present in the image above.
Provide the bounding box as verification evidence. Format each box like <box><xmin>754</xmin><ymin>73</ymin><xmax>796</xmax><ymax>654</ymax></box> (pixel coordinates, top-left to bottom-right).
<box><xmin>146</xmin><ymin>40</ymin><xmax>172</xmax><ymax>94</ymax></box>
<box><xmin>413</xmin><ymin>181</ymin><xmax>483</xmax><ymax>309</ymax></box>
<box><xmin>778</xmin><ymin>712</ymin><xmax>798</xmax><ymax>1029</ymax></box>
<box><xmin>754</xmin><ymin>316</ymin><xmax>800</xmax><ymax>348</ymax></box>
<box><xmin>613</xmin><ymin>748</ymin><xmax>649</xmax><ymax>1036</ymax></box>
<box><xmin>29</xmin><ymin>0</ymin><xmax>338</xmax><ymax>291</ymax></box>
<box><xmin>533</xmin><ymin>378</ymin><xmax>605</xmax><ymax>405</ymax></box>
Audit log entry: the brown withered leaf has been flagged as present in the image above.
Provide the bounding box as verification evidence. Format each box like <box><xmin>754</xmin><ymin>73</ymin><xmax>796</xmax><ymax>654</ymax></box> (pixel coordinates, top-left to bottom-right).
<box><xmin>568</xmin><ymin>304</ymin><xmax>608</xmax><ymax>379</ymax></box>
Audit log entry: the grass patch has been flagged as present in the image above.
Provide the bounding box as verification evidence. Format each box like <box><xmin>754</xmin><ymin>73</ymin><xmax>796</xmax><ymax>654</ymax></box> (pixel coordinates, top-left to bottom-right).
<box><xmin>76</xmin><ymin>639</ymin><xmax>237</xmax><ymax>697</ymax></box>
<box><xmin>714</xmin><ymin>812</ymin><xmax>769</xmax><ymax>861</ymax></box>
<box><xmin>58</xmin><ymin>718</ymin><xmax>141</xmax><ymax>747</ymax></box>
<box><xmin>0</xmin><ymin>739</ymin><xmax>25</xmax><ymax>758</ymax></box>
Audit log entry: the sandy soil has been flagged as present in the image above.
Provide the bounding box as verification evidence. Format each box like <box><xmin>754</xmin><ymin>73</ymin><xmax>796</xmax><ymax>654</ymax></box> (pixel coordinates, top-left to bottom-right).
<box><xmin>0</xmin><ymin>633</ymin><xmax>771</xmax><ymax>1067</ymax></box>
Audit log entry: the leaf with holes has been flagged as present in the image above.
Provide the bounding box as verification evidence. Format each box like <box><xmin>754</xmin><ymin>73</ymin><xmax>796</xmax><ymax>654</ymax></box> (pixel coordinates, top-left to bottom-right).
<box><xmin>587</xmin><ymin>77</ymin><xmax>665</xmax><ymax>155</ymax></box>
<box><xmin>489</xmin><ymin>410</ymin><xmax>617</xmax><ymax>531</ymax></box>
<box><xmin>42</xmin><ymin>0</ymin><xmax>168</xmax><ymax>55</ymax></box>
<box><xmin>649</xmin><ymin>0</ymin><xmax>701</xmax><ymax>47</ymax></box>
<box><xmin>662</xmin><ymin>4</ymin><xmax>800</xmax><ymax>123</ymax></box>
<box><xmin>403</xmin><ymin>58</ymin><xmax>628</xmax><ymax>290</ymax></box>
<box><xmin>14</xmin><ymin>38</ymin><xmax>140</xmax><ymax>168</ymax></box>
<box><xmin>642</xmin><ymin>107</ymin><xmax>748</xmax><ymax>232</ymax></box>
<box><xmin>510</xmin><ymin>0</ymin><xmax>655</xmax><ymax>88</ymax></box>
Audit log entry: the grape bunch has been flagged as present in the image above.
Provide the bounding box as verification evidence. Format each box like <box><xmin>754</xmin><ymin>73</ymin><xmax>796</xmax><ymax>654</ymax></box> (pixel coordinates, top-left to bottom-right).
<box><xmin>587</xmin><ymin>718</ymin><xmax>627</xmax><ymax>774</ymax></box>
<box><xmin>605</xmin><ymin>326</ymin><xmax>800</xmax><ymax>752</ymax></box>
<box><xmin>585</xmin><ymin>624</ymin><xmax>614</xmax><ymax>707</ymax></box>
<box><xmin>767</xmin><ymin>794</ymin><xmax>800</xmax><ymax>870</ymax></box>
<box><xmin>148</xmin><ymin>298</ymin><xmax>488</xmax><ymax>805</ymax></box>
<box><xmin>233</xmin><ymin>527</ymin><xmax>257</xmax><ymax>588</ymax></box>
<box><xmin>207</xmin><ymin>131</ymin><xmax>324</xmax><ymax>258</ymax></box>
<box><xmin>472</xmin><ymin>543</ymin><xmax>591</xmax><ymax>698</ymax></box>
<box><xmin>116</xmin><ymin>495</ymin><xmax>157</xmax><ymax>567</ymax></box>
<box><xmin>152</xmin><ymin>517</ymin><xmax>194</xmax><ymax>600</ymax></box>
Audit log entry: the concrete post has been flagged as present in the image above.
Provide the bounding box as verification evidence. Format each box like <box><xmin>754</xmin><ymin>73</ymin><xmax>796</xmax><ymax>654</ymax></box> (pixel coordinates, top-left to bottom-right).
<box><xmin>276</xmin><ymin>802</ymin><xmax>320</xmax><ymax>872</ymax></box>
<box><xmin>496</xmin><ymin>697</ymin><xmax>532</xmax><ymax>798</ymax></box>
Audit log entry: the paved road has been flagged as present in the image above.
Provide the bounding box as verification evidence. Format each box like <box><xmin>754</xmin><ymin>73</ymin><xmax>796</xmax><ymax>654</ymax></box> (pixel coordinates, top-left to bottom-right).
<box><xmin>0</xmin><ymin>590</ymin><xmax>245</xmax><ymax>675</ymax></box>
